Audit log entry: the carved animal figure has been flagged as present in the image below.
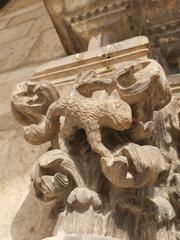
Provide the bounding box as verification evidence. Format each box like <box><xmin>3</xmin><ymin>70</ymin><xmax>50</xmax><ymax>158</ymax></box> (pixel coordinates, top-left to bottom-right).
<box><xmin>24</xmin><ymin>91</ymin><xmax>132</xmax><ymax>166</ymax></box>
<box><xmin>75</xmin><ymin>59</ymin><xmax>171</xmax><ymax>111</ymax></box>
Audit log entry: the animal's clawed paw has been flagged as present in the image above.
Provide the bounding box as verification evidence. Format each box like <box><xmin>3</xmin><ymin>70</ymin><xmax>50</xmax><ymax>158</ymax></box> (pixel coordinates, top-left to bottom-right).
<box><xmin>67</xmin><ymin>187</ymin><xmax>102</xmax><ymax>210</ymax></box>
<box><xmin>100</xmin><ymin>157</ymin><xmax>114</xmax><ymax>167</ymax></box>
<box><xmin>100</xmin><ymin>155</ymin><xmax>128</xmax><ymax>169</ymax></box>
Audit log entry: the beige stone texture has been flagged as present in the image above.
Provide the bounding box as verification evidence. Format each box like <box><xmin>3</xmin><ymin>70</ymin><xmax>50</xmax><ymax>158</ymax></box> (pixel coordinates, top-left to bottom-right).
<box><xmin>28</xmin><ymin>14</ymin><xmax>52</xmax><ymax>35</ymax></box>
<box><xmin>0</xmin><ymin>66</ymin><xmax>56</xmax><ymax>240</ymax></box>
<box><xmin>11</xmin><ymin>56</ymin><xmax>179</xmax><ymax>239</ymax></box>
<box><xmin>0</xmin><ymin>0</ymin><xmax>66</xmax><ymax>73</ymax></box>
<box><xmin>28</xmin><ymin>29</ymin><xmax>64</xmax><ymax>64</ymax></box>
<box><xmin>0</xmin><ymin>20</ymin><xmax>34</xmax><ymax>45</ymax></box>
<box><xmin>0</xmin><ymin>34</ymin><xmax>39</xmax><ymax>73</ymax></box>
<box><xmin>0</xmin><ymin>18</ymin><xmax>10</xmax><ymax>30</ymax></box>
<box><xmin>7</xmin><ymin>7</ymin><xmax>46</xmax><ymax>27</ymax></box>
<box><xmin>0</xmin><ymin>1</ymin><xmax>179</xmax><ymax>240</ymax></box>
<box><xmin>3</xmin><ymin>0</ymin><xmax>42</xmax><ymax>14</ymax></box>
<box><xmin>0</xmin><ymin>1</ymin><xmax>67</xmax><ymax>239</ymax></box>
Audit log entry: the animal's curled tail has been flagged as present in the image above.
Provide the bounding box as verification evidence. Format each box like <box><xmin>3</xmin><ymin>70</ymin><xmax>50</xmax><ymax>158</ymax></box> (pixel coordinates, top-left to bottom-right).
<box><xmin>24</xmin><ymin>99</ymin><xmax>64</xmax><ymax>147</ymax></box>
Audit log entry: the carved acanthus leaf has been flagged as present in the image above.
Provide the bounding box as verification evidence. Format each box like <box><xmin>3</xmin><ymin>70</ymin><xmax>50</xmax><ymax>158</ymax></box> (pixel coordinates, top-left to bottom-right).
<box><xmin>31</xmin><ymin>150</ymin><xmax>85</xmax><ymax>200</ymax></box>
<box><xmin>100</xmin><ymin>143</ymin><xmax>170</xmax><ymax>188</ymax></box>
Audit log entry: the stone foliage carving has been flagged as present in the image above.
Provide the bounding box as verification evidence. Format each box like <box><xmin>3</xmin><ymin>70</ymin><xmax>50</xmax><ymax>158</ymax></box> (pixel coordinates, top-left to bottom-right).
<box><xmin>11</xmin><ymin>80</ymin><xmax>60</xmax><ymax>149</ymax></box>
<box><xmin>11</xmin><ymin>58</ymin><xmax>180</xmax><ymax>240</ymax></box>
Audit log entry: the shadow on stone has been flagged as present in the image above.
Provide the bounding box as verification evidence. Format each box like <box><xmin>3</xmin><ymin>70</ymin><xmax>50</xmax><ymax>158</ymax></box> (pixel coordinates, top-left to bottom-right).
<box><xmin>11</xmin><ymin>187</ymin><xmax>56</xmax><ymax>240</ymax></box>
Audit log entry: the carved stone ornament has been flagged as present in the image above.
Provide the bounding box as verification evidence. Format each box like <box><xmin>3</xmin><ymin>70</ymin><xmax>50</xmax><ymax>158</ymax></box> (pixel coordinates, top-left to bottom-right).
<box><xmin>11</xmin><ymin>53</ymin><xmax>180</xmax><ymax>239</ymax></box>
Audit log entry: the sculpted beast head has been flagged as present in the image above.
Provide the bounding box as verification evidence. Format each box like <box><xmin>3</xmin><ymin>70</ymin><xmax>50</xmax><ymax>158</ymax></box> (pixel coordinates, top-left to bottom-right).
<box><xmin>11</xmin><ymin>80</ymin><xmax>59</xmax><ymax>125</ymax></box>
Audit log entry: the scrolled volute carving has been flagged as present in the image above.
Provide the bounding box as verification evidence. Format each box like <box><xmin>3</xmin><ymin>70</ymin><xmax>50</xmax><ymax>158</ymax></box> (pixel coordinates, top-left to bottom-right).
<box><xmin>11</xmin><ymin>80</ymin><xmax>60</xmax><ymax>148</ymax></box>
<box><xmin>101</xmin><ymin>143</ymin><xmax>170</xmax><ymax>189</ymax></box>
<box><xmin>31</xmin><ymin>149</ymin><xmax>102</xmax><ymax>210</ymax></box>
<box><xmin>11</xmin><ymin>80</ymin><xmax>59</xmax><ymax>125</ymax></box>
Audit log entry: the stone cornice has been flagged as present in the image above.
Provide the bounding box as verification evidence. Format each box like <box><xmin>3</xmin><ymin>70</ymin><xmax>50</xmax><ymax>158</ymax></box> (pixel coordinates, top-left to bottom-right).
<box><xmin>31</xmin><ymin>36</ymin><xmax>149</xmax><ymax>86</ymax></box>
<box><xmin>31</xmin><ymin>36</ymin><xmax>180</xmax><ymax>98</ymax></box>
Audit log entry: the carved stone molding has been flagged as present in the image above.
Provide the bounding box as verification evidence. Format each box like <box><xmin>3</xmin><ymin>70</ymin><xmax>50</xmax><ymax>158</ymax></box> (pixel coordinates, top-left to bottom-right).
<box><xmin>31</xmin><ymin>36</ymin><xmax>149</xmax><ymax>85</ymax></box>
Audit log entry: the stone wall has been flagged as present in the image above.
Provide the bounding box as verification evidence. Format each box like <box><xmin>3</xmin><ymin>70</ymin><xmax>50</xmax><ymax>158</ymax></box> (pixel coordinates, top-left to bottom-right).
<box><xmin>0</xmin><ymin>0</ymin><xmax>66</xmax><ymax>73</ymax></box>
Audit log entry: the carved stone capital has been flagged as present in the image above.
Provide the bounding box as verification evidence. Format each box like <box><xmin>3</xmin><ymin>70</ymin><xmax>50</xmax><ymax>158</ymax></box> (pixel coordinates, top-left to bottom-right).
<box><xmin>11</xmin><ymin>38</ymin><xmax>180</xmax><ymax>239</ymax></box>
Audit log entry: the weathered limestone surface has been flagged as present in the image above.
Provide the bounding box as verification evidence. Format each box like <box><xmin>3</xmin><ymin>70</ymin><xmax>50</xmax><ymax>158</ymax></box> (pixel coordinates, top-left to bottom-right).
<box><xmin>0</xmin><ymin>67</ymin><xmax>60</xmax><ymax>240</ymax></box>
<box><xmin>0</xmin><ymin>0</ymin><xmax>66</xmax><ymax>73</ymax></box>
<box><xmin>10</xmin><ymin>37</ymin><xmax>180</xmax><ymax>240</ymax></box>
<box><xmin>0</xmin><ymin>1</ymin><xmax>179</xmax><ymax>239</ymax></box>
<box><xmin>0</xmin><ymin>8</ymin><xmax>67</xmax><ymax>236</ymax></box>
<box><xmin>0</xmin><ymin>33</ymin><xmax>179</xmax><ymax>240</ymax></box>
